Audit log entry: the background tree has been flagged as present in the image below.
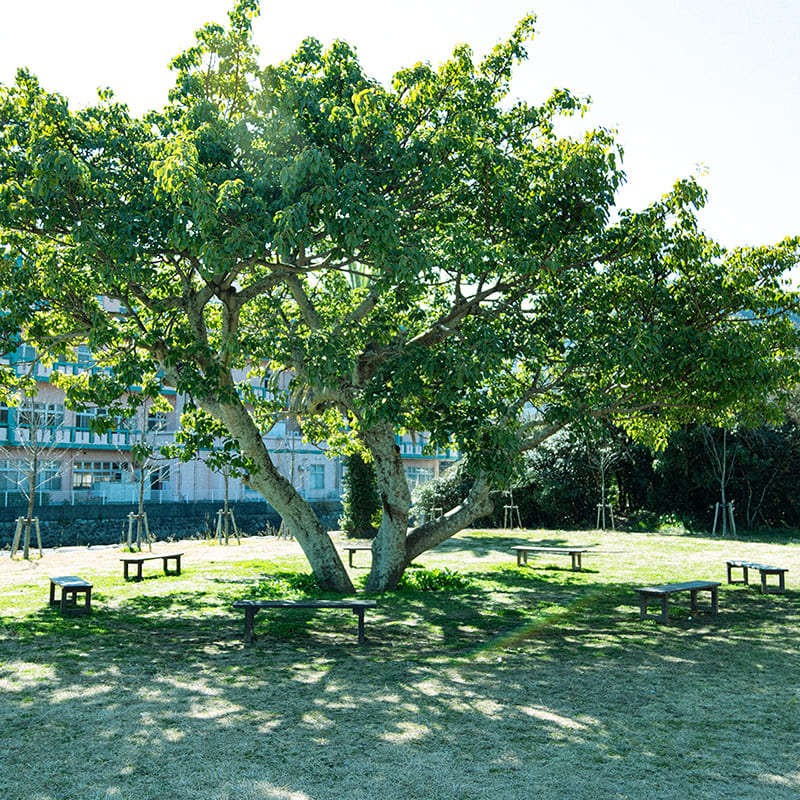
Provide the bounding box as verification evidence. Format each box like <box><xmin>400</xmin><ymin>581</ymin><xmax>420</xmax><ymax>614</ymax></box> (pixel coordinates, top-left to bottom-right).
<box><xmin>733</xmin><ymin>424</ymin><xmax>800</xmax><ymax>529</ymax></box>
<box><xmin>2</xmin><ymin>394</ymin><xmax>65</xmax><ymax>558</ymax></box>
<box><xmin>114</xmin><ymin>396</ymin><xmax>172</xmax><ymax>550</ymax></box>
<box><xmin>701</xmin><ymin>426</ymin><xmax>738</xmax><ymax>536</ymax></box>
<box><xmin>339</xmin><ymin>451</ymin><xmax>380</xmax><ymax>539</ymax></box>
<box><xmin>1</xmin><ymin>1</ymin><xmax>798</xmax><ymax>589</ymax></box>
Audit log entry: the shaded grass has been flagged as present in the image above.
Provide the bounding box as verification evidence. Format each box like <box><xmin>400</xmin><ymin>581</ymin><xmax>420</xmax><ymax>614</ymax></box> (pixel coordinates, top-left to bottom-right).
<box><xmin>3</xmin><ymin>529</ymin><xmax>798</xmax><ymax>658</ymax></box>
<box><xmin>1</xmin><ymin>529</ymin><xmax>800</xmax><ymax>799</ymax></box>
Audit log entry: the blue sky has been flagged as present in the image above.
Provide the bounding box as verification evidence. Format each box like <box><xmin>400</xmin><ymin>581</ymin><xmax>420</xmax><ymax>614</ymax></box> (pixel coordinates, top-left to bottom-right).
<box><xmin>1</xmin><ymin>0</ymin><xmax>797</xmax><ymax>250</ymax></box>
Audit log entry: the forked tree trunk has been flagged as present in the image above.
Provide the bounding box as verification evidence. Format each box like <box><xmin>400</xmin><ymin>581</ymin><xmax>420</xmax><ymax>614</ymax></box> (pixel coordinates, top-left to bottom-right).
<box><xmin>362</xmin><ymin>422</ymin><xmax>495</xmax><ymax>591</ymax></box>
<box><xmin>207</xmin><ymin>396</ymin><xmax>354</xmax><ymax>593</ymax></box>
<box><xmin>362</xmin><ymin>421</ymin><xmax>412</xmax><ymax>592</ymax></box>
<box><xmin>195</xmin><ymin>376</ymin><xmax>496</xmax><ymax>592</ymax></box>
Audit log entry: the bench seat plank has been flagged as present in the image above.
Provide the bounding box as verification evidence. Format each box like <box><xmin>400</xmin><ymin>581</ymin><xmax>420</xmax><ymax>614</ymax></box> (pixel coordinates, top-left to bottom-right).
<box><xmin>232</xmin><ymin>599</ymin><xmax>377</xmax><ymax>645</ymax></box>
<box><xmin>636</xmin><ymin>580</ymin><xmax>720</xmax><ymax>623</ymax></box>
<box><xmin>511</xmin><ymin>545</ymin><xmax>589</xmax><ymax>571</ymax></box>
<box><xmin>49</xmin><ymin>576</ymin><xmax>93</xmax><ymax>615</ymax></box>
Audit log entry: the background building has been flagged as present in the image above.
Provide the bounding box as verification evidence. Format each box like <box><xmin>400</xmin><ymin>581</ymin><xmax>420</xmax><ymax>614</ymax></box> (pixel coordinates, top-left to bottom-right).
<box><xmin>0</xmin><ymin>345</ymin><xmax>455</xmax><ymax>510</ymax></box>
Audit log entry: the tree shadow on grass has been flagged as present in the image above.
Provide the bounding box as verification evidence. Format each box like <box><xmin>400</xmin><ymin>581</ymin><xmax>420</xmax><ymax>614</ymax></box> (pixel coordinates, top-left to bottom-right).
<box><xmin>2</xmin><ymin>571</ymin><xmax>800</xmax><ymax>799</ymax></box>
<box><xmin>445</xmin><ymin>531</ymin><xmax>603</xmax><ymax>559</ymax></box>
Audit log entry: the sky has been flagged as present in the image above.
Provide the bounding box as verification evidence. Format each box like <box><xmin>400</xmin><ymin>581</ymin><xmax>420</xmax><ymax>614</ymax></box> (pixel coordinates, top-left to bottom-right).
<box><xmin>0</xmin><ymin>0</ymin><xmax>798</xmax><ymax>250</ymax></box>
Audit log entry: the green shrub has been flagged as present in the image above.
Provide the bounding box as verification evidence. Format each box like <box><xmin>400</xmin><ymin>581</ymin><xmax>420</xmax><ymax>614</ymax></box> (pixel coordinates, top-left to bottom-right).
<box><xmin>339</xmin><ymin>451</ymin><xmax>381</xmax><ymax>538</ymax></box>
<box><xmin>248</xmin><ymin>572</ymin><xmax>320</xmax><ymax>599</ymax></box>
<box><xmin>410</xmin><ymin>461</ymin><xmax>476</xmax><ymax>525</ymax></box>
<box><xmin>398</xmin><ymin>567</ymin><xmax>471</xmax><ymax>592</ymax></box>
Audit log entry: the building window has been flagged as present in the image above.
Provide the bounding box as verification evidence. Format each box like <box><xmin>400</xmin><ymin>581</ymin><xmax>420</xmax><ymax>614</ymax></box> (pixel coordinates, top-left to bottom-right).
<box><xmin>75</xmin><ymin>407</ymin><xmax>107</xmax><ymax>430</ymax></box>
<box><xmin>75</xmin><ymin>345</ymin><xmax>93</xmax><ymax>367</ymax></box>
<box><xmin>405</xmin><ymin>466</ymin><xmax>434</xmax><ymax>488</ymax></box>
<box><xmin>147</xmin><ymin>410</ymin><xmax>168</xmax><ymax>431</ymax></box>
<box><xmin>18</xmin><ymin>402</ymin><xmax>64</xmax><ymax>428</ymax></box>
<box><xmin>13</xmin><ymin>344</ymin><xmax>37</xmax><ymax>365</ymax></box>
<box><xmin>150</xmin><ymin>465</ymin><xmax>170</xmax><ymax>491</ymax></box>
<box><xmin>72</xmin><ymin>461</ymin><xmax>125</xmax><ymax>490</ymax></box>
<box><xmin>0</xmin><ymin>459</ymin><xmax>61</xmax><ymax>492</ymax></box>
<box><xmin>308</xmin><ymin>464</ymin><xmax>325</xmax><ymax>490</ymax></box>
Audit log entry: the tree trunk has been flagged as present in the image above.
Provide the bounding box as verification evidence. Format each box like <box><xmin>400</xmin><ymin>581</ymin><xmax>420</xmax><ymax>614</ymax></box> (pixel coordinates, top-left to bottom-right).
<box><xmin>137</xmin><ymin>468</ymin><xmax>146</xmax><ymax>550</ymax></box>
<box><xmin>720</xmin><ymin>430</ymin><xmax>729</xmax><ymax>538</ymax></box>
<box><xmin>23</xmin><ymin>452</ymin><xmax>37</xmax><ymax>560</ymax></box>
<box><xmin>222</xmin><ymin>469</ymin><xmax>231</xmax><ymax>544</ymax></box>
<box><xmin>361</xmin><ymin>419</ymin><xmax>496</xmax><ymax>591</ymax></box>
<box><xmin>205</xmin><ymin>394</ymin><xmax>354</xmax><ymax>593</ymax></box>
<box><xmin>362</xmin><ymin>421</ymin><xmax>412</xmax><ymax>592</ymax></box>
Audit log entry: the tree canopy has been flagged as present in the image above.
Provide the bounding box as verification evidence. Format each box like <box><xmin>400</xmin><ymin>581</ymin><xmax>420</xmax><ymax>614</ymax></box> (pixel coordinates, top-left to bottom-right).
<box><xmin>1</xmin><ymin>0</ymin><xmax>798</xmax><ymax>590</ymax></box>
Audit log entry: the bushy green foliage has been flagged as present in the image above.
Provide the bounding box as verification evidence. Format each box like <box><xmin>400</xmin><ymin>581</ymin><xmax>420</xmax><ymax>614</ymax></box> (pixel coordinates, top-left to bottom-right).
<box><xmin>649</xmin><ymin>423</ymin><xmax>800</xmax><ymax>529</ymax></box>
<box><xmin>397</xmin><ymin>567</ymin><xmax>471</xmax><ymax>592</ymax></box>
<box><xmin>506</xmin><ymin>422</ymin><xmax>800</xmax><ymax>531</ymax></box>
<box><xmin>248</xmin><ymin>572</ymin><xmax>320</xmax><ymax>599</ymax></box>
<box><xmin>521</xmin><ymin>432</ymin><xmax>599</xmax><ymax>527</ymax></box>
<box><xmin>410</xmin><ymin>461</ymin><xmax>476</xmax><ymax>524</ymax></box>
<box><xmin>339</xmin><ymin>451</ymin><xmax>380</xmax><ymax>538</ymax></box>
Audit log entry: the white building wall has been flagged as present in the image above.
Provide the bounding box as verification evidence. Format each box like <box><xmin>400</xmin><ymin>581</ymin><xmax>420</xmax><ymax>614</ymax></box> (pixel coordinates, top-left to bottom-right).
<box><xmin>0</xmin><ymin>349</ymin><xmax>451</xmax><ymax>507</ymax></box>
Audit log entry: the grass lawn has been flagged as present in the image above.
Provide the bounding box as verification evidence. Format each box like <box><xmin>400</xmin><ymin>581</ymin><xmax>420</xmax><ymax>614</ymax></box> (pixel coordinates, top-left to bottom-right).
<box><xmin>1</xmin><ymin>527</ymin><xmax>799</xmax><ymax>800</ymax></box>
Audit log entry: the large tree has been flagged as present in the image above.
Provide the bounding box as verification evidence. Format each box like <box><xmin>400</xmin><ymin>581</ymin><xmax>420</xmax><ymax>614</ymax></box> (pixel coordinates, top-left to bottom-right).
<box><xmin>1</xmin><ymin>1</ymin><xmax>798</xmax><ymax>590</ymax></box>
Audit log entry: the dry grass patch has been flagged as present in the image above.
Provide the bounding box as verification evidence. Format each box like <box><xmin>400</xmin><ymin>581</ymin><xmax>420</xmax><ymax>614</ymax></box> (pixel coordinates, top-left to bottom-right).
<box><xmin>1</xmin><ymin>529</ymin><xmax>799</xmax><ymax>799</ymax></box>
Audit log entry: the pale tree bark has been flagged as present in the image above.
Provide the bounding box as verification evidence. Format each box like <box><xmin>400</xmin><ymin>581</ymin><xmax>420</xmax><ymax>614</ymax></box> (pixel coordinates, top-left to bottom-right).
<box><xmin>198</xmin><ymin>392</ymin><xmax>354</xmax><ymax>593</ymax></box>
<box><xmin>362</xmin><ymin>414</ymin><xmax>496</xmax><ymax>590</ymax></box>
<box><xmin>361</xmin><ymin>420</ymin><xmax>412</xmax><ymax>592</ymax></box>
<box><xmin>405</xmin><ymin>473</ymin><xmax>494</xmax><ymax>562</ymax></box>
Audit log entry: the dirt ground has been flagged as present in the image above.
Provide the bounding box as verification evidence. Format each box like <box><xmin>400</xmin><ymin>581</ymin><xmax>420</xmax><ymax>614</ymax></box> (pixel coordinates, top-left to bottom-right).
<box><xmin>0</xmin><ymin>535</ymin><xmax>302</xmax><ymax>586</ymax></box>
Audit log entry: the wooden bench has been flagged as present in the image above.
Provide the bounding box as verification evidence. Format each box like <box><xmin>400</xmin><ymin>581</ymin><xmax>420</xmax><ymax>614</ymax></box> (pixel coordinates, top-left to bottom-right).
<box><xmin>232</xmin><ymin>599</ymin><xmax>378</xmax><ymax>645</ymax></box>
<box><xmin>120</xmin><ymin>552</ymin><xmax>183</xmax><ymax>581</ymax></box>
<box><xmin>726</xmin><ymin>560</ymin><xmax>788</xmax><ymax>594</ymax></box>
<box><xmin>636</xmin><ymin>580</ymin><xmax>720</xmax><ymax>623</ymax></box>
<box><xmin>49</xmin><ymin>576</ymin><xmax>93</xmax><ymax>615</ymax></box>
<box><xmin>341</xmin><ymin>544</ymin><xmax>373</xmax><ymax>568</ymax></box>
<box><xmin>511</xmin><ymin>545</ymin><xmax>589</xmax><ymax>571</ymax></box>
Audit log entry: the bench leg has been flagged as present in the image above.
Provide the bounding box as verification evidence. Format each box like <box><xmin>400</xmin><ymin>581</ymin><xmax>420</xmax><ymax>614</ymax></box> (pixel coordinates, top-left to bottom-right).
<box><xmin>690</xmin><ymin>588</ymin><xmax>718</xmax><ymax>616</ymax></box>
<box><xmin>49</xmin><ymin>581</ymin><xmax>57</xmax><ymax>606</ymax></box>
<box><xmin>638</xmin><ymin>593</ymin><xmax>669</xmax><ymax>623</ymax></box>
<box><xmin>354</xmin><ymin>608</ymin><xmax>366</xmax><ymax>645</ymax></box>
<box><xmin>760</xmin><ymin>571</ymin><xmax>786</xmax><ymax>594</ymax></box>
<box><xmin>243</xmin><ymin>608</ymin><xmax>257</xmax><ymax>643</ymax></box>
<box><xmin>348</xmin><ymin>551</ymin><xmax>355</xmax><ymax>568</ymax></box>
<box><xmin>571</xmin><ymin>553</ymin><xmax>582</xmax><ymax>571</ymax></box>
<box><xmin>59</xmin><ymin>588</ymin><xmax>91</xmax><ymax>615</ymax></box>
<box><xmin>726</xmin><ymin>564</ymin><xmax>749</xmax><ymax>585</ymax></box>
<box><xmin>163</xmin><ymin>556</ymin><xmax>181</xmax><ymax>575</ymax></box>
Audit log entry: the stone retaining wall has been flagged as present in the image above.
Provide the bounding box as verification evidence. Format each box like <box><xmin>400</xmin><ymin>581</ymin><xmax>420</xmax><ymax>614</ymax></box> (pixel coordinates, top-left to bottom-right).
<box><xmin>0</xmin><ymin>501</ymin><xmax>342</xmax><ymax>550</ymax></box>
